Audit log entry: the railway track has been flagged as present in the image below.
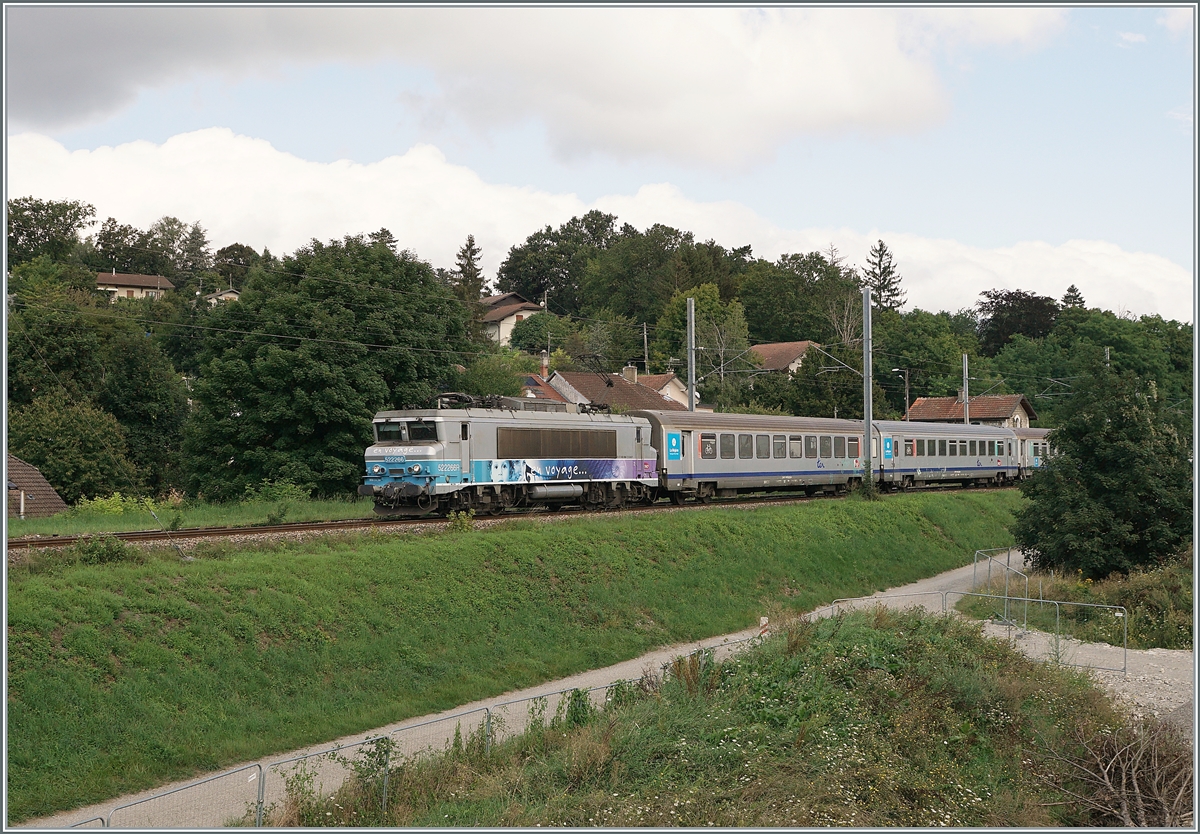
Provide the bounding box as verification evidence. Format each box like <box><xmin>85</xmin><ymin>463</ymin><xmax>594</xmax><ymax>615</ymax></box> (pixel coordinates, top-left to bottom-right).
<box><xmin>8</xmin><ymin>485</ymin><xmax>1010</xmax><ymax>552</ymax></box>
<box><xmin>5</xmin><ymin>491</ymin><xmax>844</xmax><ymax>551</ymax></box>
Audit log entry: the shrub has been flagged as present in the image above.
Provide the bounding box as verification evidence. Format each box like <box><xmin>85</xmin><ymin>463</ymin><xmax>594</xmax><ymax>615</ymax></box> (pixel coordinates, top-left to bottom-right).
<box><xmin>69</xmin><ymin>535</ymin><xmax>140</xmax><ymax>566</ymax></box>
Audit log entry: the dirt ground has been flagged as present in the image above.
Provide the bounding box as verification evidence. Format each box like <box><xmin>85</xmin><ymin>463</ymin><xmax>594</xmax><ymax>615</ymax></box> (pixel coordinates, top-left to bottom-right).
<box><xmin>20</xmin><ymin>559</ymin><xmax>1195</xmax><ymax>829</ymax></box>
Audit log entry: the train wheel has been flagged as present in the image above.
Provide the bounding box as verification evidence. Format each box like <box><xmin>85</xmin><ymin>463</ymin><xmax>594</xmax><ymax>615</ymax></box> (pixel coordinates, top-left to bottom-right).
<box><xmin>669</xmin><ymin>491</ymin><xmax>685</xmax><ymax>506</ymax></box>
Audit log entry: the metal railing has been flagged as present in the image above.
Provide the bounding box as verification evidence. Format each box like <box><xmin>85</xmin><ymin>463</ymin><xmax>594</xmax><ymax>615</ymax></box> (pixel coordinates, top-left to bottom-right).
<box><xmin>972</xmin><ymin>547</ymin><xmax>1029</xmax><ymax>628</ymax></box>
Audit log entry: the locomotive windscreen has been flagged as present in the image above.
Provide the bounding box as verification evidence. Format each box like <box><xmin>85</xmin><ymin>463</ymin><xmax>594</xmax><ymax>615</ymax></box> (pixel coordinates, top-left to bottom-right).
<box><xmin>497</xmin><ymin>428</ymin><xmax>618</xmax><ymax>459</ymax></box>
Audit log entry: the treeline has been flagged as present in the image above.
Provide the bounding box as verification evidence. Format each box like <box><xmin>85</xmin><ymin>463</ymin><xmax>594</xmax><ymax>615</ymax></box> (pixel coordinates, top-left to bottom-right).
<box><xmin>5</xmin><ymin>197</ymin><xmax>1192</xmax><ymax>506</ymax></box>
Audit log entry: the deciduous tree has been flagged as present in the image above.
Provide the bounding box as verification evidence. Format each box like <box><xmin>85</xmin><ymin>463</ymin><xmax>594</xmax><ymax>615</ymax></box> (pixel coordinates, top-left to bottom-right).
<box><xmin>1012</xmin><ymin>363</ymin><xmax>1192</xmax><ymax>579</ymax></box>
<box><xmin>6</xmin><ymin>196</ymin><xmax>95</xmax><ymax>266</ymax></box>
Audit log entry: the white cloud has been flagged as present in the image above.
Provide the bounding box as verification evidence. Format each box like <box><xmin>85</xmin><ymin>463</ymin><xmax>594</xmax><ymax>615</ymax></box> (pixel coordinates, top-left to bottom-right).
<box><xmin>6</xmin><ymin>7</ymin><xmax>1067</xmax><ymax>167</ymax></box>
<box><xmin>1117</xmin><ymin>31</ymin><xmax>1148</xmax><ymax>47</ymax></box>
<box><xmin>1156</xmin><ymin>7</ymin><xmax>1194</xmax><ymax>35</ymax></box>
<box><xmin>7</xmin><ymin>129</ymin><xmax>1189</xmax><ymax>322</ymax></box>
<box><xmin>1167</xmin><ymin>104</ymin><xmax>1194</xmax><ymax>133</ymax></box>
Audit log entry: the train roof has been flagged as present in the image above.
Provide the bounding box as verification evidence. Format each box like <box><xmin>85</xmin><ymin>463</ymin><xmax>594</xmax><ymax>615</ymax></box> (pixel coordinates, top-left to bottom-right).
<box><xmin>372</xmin><ymin>408</ymin><xmax>648</xmax><ymax>425</ymax></box>
<box><xmin>630</xmin><ymin>410</ymin><xmax>1019</xmax><ymax>437</ymax></box>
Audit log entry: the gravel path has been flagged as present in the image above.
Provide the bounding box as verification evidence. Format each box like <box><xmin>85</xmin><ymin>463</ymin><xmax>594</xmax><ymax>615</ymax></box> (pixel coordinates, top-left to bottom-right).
<box><xmin>20</xmin><ymin>558</ymin><xmax>1194</xmax><ymax>829</ymax></box>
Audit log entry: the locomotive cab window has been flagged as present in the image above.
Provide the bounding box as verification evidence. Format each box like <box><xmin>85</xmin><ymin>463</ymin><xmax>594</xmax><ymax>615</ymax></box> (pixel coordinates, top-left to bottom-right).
<box><xmin>773</xmin><ymin>435</ymin><xmax>786</xmax><ymax>459</ymax></box>
<box><xmin>819</xmin><ymin>436</ymin><xmax>832</xmax><ymax>458</ymax></box>
<box><xmin>408</xmin><ymin>421</ymin><xmax>439</xmax><ymax>442</ymax></box>
<box><xmin>738</xmin><ymin>434</ymin><xmax>754</xmax><ymax>459</ymax></box>
<box><xmin>700</xmin><ymin>433</ymin><xmax>717</xmax><ymax>459</ymax></box>
<box><xmin>789</xmin><ymin>435</ymin><xmax>803</xmax><ymax>458</ymax></box>
<box><xmin>833</xmin><ymin>436</ymin><xmax>846</xmax><ymax>458</ymax></box>
<box><xmin>376</xmin><ymin>422</ymin><xmax>407</xmax><ymax>442</ymax></box>
<box><xmin>756</xmin><ymin>434</ymin><xmax>770</xmax><ymax>459</ymax></box>
<box><xmin>720</xmin><ymin>433</ymin><xmax>736</xmax><ymax>459</ymax></box>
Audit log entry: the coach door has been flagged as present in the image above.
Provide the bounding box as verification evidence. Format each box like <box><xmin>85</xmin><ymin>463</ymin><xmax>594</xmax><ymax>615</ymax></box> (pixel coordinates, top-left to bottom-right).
<box><xmin>459</xmin><ymin>422</ymin><xmax>471</xmax><ymax>483</ymax></box>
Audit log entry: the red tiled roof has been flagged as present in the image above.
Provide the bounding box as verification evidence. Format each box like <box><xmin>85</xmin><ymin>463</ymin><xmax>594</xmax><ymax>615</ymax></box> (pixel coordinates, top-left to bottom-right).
<box><xmin>7</xmin><ymin>454</ymin><xmax>68</xmax><ymax>518</ymax></box>
<box><xmin>520</xmin><ymin>375</ymin><xmax>569</xmax><ymax>402</ymax></box>
<box><xmin>96</xmin><ymin>272</ymin><xmax>176</xmax><ymax>290</ymax></box>
<box><xmin>907</xmin><ymin>394</ymin><xmax>1037</xmax><ymax>422</ymax></box>
<box><xmin>481</xmin><ymin>301</ymin><xmax>543</xmax><ymax>323</ymax></box>
<box><xmin>638</xmin><ymin>373</ymin><xmax>679</xmax><ymax>391</ymax></box>
<box><xmin>481</xmin><ymin>292</ymin><xmax>534</xmax><ymax>308</ymax></box>
<box><xmin>750</xmin><ymin>341</ymin><xmax>817</xmax><ymax>371</ymax></box>
<box><xmin>553</xmin><ymin>372</ymin><xmax>687</xmax><ymax>411</ymax></box>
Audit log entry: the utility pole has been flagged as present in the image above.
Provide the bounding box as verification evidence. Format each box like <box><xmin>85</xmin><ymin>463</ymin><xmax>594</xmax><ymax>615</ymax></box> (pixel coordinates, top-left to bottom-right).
<box><xmin>687</xmin><ymin>297</ymin><xmax>696</xmax><ymax>412</ymax></box>
<box><xmin>863</xmin><ymin>287</ymin><xmax>873</xmax><ymax>478</ymax></box>
<box><xmin>643</xmin><ymin>322</ymin><xmax>649</xmax><ymax>374</ymax></box>
<box><xmin>542</xmin><ymin>290</ymin><xmax>550</xmax><ymax>359</ymax></box>
<box><xmin>962</xmin><ymin>353</ymin><xmax>969</xmax><ymax>425</ymax></box>
<box><xmin>893</xmin><ymin>368</ymin><xmax>910</xmax><ymax>420</ymax></box>
<box><xmin>1105</xmin><ymin>346</ymin><xmax>1110</xmax><ymax>367</ymax></box>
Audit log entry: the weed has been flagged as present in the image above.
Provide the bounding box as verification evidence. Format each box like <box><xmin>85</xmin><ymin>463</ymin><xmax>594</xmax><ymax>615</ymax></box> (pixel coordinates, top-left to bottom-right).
<box><xmin>70</xmin><ymin>535</ymin><xmax>140</xmax><ymax>566</ymax></box>
<box><xmin>447</xmin><ymin>509</ymin><xmax>476</xmax><ymax>532</ymax></box>
<box><xmin>265</xmin><ymin>503</ymin><xmax>290</xmax><ymax>526</ymax></box>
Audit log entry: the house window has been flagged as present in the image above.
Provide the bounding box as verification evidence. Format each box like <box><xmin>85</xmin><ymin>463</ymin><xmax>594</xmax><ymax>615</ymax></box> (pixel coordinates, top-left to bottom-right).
<box><xmin>126</xmin><ymin>290</ymin><xmax>134</xmax><ymax>298</ymax></box>
<box><xmin>516</xmin><ymin>315</ymin><xmax>524</xmax><ymax>322</ymax></box>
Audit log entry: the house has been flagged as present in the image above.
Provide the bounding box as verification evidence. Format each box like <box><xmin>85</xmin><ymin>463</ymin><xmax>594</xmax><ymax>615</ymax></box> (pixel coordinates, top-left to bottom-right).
<box><xmin>518</xmin><ymin>354</ymin><xmax>572</xmax><ymax>406</ymax></box>
<box><xmin>96</xmin><ymin>271</ymin><xmax>175</xmax><ymax>301</ymax></box>
<box><xmin>6</xmin><ymin>454</ymin><xmax>68</xmax><ymax>518</ymax></box>
<box><xmin>203</xmin><ymin>288</ymin><xmax>240</xmax><ymax>306</ymax></box>
<box><xmin>549</xmin><ymin>369</ymin><xmax>688</xmax><ymax>412</ymax></box>
<box><xmin>750</xmin><ymin>341</ymin><xmax>818</xmax><ymax>374</ymax></box>
<box><xmin>906</xmin><ymin>393</ymin><xmax>1038</xmax><ymax>428</ymax></box>
<box><xmin>479</xmin><ymin>292</ymin><xmax>544</xmax><ymax>346</ymax></box>
<box><xmin>637</xmin><ymin>372</ymin><xmax>690</xmax><ymax>408</ymax></box>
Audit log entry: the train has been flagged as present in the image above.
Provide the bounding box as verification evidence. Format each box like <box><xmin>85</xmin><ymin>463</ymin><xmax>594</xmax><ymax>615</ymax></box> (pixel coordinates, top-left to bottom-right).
<box><xmin>357</xmin><ymin>395</ymin><xmax>1051</xmax><ymax>517</ymax></box>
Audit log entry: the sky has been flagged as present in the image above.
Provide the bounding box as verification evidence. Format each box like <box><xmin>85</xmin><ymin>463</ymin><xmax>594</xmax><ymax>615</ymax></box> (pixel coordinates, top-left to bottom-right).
<box><xmin>4</xmin><ymin>5</ymin><xmax>1196</xmax><ymax>321</ymax></box>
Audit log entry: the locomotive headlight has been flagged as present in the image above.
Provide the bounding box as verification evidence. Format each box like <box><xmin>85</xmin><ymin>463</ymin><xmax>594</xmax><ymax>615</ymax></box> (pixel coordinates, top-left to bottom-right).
<box><xmin>371</xmin><ymin>464</ymin><xmax>386</xmax><ymax>475</ymax></box>
<box><xmin>408</xmin><ymin>463</ymin><xmax>422</xmax><ymax>474</ymax></box>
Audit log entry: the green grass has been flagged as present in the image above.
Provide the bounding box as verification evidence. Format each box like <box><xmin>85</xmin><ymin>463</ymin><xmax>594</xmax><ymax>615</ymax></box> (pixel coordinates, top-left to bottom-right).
<box><xmin>6</xmin><ymin>496</ymin><xmax>375</xmax><ymax>539</ymax></box>
<box><xmin>269</xmin><ymin>611</ymin><xmax>1132</xmax><ymax>827</ymax></box>
<box><xmin>957</xmin><ymin>551</ymin><xmax>1193</xmax><ymax>650</ymax></box>
<box><xmin>6</xmin><ymin>490</ymin><xmax>1023</xmax><ymax>822</ymax></box>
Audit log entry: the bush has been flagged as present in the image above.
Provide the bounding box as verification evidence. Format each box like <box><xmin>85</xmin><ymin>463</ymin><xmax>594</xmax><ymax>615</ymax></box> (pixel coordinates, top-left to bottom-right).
<box><xmin>69</xmin><ymin>535</ymin><xmax>140</xmax><ymax>566</ymax></box>
<box><xmin>241</xmin><ymin>479</ymin><xmax>312</xmax><ymax>504</ymax></box>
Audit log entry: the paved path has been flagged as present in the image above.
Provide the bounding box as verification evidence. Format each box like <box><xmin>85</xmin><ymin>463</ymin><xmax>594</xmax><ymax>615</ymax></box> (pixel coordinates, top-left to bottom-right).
<box><xmin>21</xmin><ymin>558</ymin><xmax>1194</xmax><ymax>829</ymax></box>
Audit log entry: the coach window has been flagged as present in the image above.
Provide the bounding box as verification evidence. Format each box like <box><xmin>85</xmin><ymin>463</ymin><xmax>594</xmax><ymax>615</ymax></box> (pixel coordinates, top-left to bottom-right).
<box><xmin>720</xmin><ymin>433</ymin><xmax>735</xmax><ymax>459</ymax></box>
<box><xmin>773</xmin><ymin>435</ymin><xmax>787</xmax><ymax>458</ymax></box>
<box><xmin>819</xmin><ymin>436</ymin><xmax>832</xmax><ymax>458</ymax></box>
<box><xmin>805</xmin><ymin>436</ymin><xmax>818</xmax><ymax>458</ymax></box>
<box><xmin>789</xmin><ymin>435</ymin><xmax>803</xmax><ymax>458</ymax></box>
<box><xmin>834</xmin><ymin>436</ymin><xmax>846</xmax><ymax>458</ymax></box>
<box><xmin>848</xmin><ymin>437</ymin><xmax>860</xmax><ymax>458</ymax></box>
<box><xmin>904</xmin><ymin>439</ymin><xmax>915</xmax><ymax>457</ymax></box>
<box><xmin>986</xmin><ymin>440</ymin><xmax>994</xmax><ymax>456</ymax></box>
<box><xmin>950</xmin><ymin>440</ymin><xmax>959</xmax><ymax>457</ymax></box>
<box><xmin>739</xmin><ymin>434</ymin><xmax>754</xmax><ymax>459</ymax></box>
<box><xmin>938</xmin><ymin>439</ymin><xmax>947</xmax><ymax>457</ymax></box>
<box><xmin>915</xmin><ymin>438</ymin><xmax>924</xmax><ymax>456</ymax></box>
<box><xmin>700</xmin><ymin>433</ymin><xmax>717</xmax><ymax>459</ymax></box>
<box><xmin>968</xmin><ymin>440</ymin><xmax>976</xmax><ymax>456</ymax></box>
<box><xmin>756</xmin><ymin>434</ymin><xmax>770</xmax><ymax>459</ymax></box>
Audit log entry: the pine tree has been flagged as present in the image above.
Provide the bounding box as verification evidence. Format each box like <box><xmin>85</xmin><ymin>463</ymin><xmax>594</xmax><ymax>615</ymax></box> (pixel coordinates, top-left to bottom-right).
<box><xmin>1061</xmin><ymin>284</ymin><xmax>1086</xmax><ymax>308</ymax></box>
<box><xmin>863</xmin><ymin>240</ymin><xmax>906</xmax><ymax>312</ymax></box>
<box><xmin>453</xmin><ymin>234</ymin><xmax>486</xmax><ymax>302</ymax></box>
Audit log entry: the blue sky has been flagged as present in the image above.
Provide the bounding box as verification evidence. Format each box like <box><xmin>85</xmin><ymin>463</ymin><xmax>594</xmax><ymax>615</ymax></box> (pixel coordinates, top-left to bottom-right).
<box><xmin>6</xmin><ymin>6</ymin><xmax>1195</xmax><ymax>319</ymax></box>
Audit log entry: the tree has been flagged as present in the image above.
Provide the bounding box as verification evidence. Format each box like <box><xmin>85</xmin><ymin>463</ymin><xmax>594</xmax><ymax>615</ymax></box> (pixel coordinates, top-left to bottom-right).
<box><xmin>1061</xmin><ymin>284</ymin><xmax>1086</xmax><ymax>308</ymax></box>
<box><xmin>739</xmin><ymin>252</ymin><xmax>860</xmax><ymax>344</ymax></box>
<box><xmin>862</xmin><ymin>240</ymin><xmax>906</xmax><ymax>312</ymax></box>
<box><xmin>495</xmin><ymin>210</ymin><xmax>621</xmax><ymax>315</ymax></box>
<box><xmin>976</xmin><ymin>288</ymin><xmax>1059</xmax><ymax>356</ymax></box>
<box><xmin>181</xmin><ymin>232</ymin><xmax>471</xmax><ymax>501</ymax></box>
<box><xmin>451</xmin><ymin>350</ymin><xmax>539</xmax><ymax>397</ymax></box>
<box><xmin>86</xmin><ymin>217</ymin><xmax>171</xmax><ymax>276</ymax></box>
<box><xmin>1012</xmin><ymin>363</ymin><xmax>1192</xmax><ymax>579</ymax></box>
<box><xmin>6</xmin><ymin>196</ymin><xmax>96</xmax><ymax>266</ymax></box>
<box><xmin>652</xmin><ymin>284</ymin><xmax>754</xmax><ymax>404</ymax></box>
<box><xmin>451</xmin><ymin>234</ymin><xmax>487</xmax><ymax>301</ymax></box>
<box><xmin>509</xmin><ymin>311</ymin><xmax>576</xmax><ymax>356</ymax></box>
<box><xmin>213</xmin><ymin>243</ymin><xmax>261</xmax><ymax>290</ymax></box>
<box><xmin>8</xmin><ymin>392</ymin><xmax>140</xmax><ymax>504</ymax></box>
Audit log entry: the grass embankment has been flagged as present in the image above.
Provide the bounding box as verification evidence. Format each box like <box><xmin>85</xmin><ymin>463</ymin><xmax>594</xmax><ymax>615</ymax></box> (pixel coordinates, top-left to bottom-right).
<box><xmin>273</xmin><ymin>610</ymin><xmax>1174</xmax><ymax>827</ymax></box>
<box><xmin>7</xmin><ymin>490</ymin><xmax>1020</xmax><ymax>822</ymax></box>
<box><xmin>958</xmin><ymin>552</ymin><xmax>1193</xmax><ymax>650</ymax></box>
<box><xmin>6</xmin><ymin>496</ymin><xmax>374</xmax><ymax>539</ymax></box>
